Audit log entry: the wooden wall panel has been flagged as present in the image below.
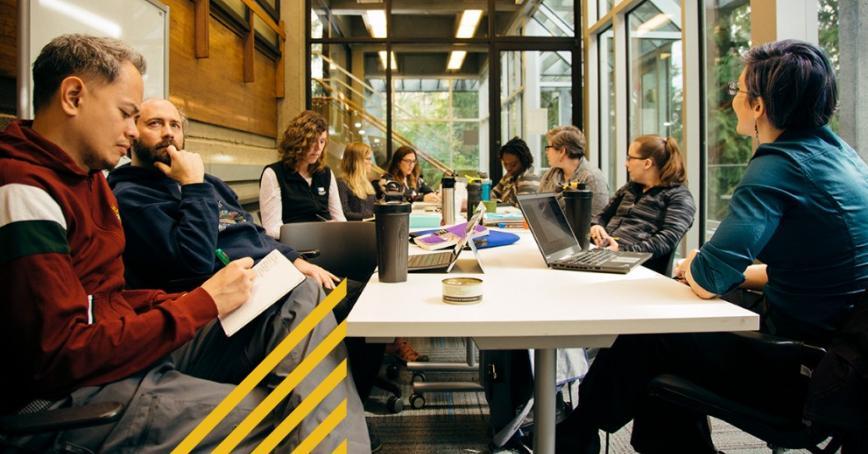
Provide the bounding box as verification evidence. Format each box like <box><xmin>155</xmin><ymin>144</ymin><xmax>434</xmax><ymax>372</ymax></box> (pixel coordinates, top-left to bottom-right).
<box><xmin>164</xmin><ymin>0</ymin><xmax>277</xmax><ymax>138</ymax></box>
<box><xmin>0</xmin><ymin>0</ymin><xmax>15</xmax><ymax>78</ymax></box>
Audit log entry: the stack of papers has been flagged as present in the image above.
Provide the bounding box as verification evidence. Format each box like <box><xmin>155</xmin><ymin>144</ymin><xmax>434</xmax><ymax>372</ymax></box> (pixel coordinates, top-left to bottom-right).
<box><xmin>483</xmin><ymin>207</ymin><xmax>525</xmax><ymax>227</ymax></box>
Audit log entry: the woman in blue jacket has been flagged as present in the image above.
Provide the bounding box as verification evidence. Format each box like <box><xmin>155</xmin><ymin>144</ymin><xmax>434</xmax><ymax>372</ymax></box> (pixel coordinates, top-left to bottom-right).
<box><xmin>557</xmin><ymin>40</ymin><xmax>868</xmax><ymax>453</ymax></box>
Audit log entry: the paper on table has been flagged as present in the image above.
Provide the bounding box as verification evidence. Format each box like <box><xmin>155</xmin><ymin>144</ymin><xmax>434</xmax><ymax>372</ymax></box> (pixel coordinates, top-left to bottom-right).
<box><xmin>219</xmin><ymin>249</ymin><xmax>305</xmax><ymax>337</ymax></box>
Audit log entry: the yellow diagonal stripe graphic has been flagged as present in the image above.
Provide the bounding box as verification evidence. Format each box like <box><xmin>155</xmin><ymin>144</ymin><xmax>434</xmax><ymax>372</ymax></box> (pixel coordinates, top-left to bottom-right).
<box><xmin>213</xmin><ymin>321</ymin><xmax>347</xmax><ymax>453</ymax></box>
<box><xmin>253</xmin><ymin>359</ymin><xmax>348</xmax><ymax>454</ymax></box>
<box><xmin>292</xmin><ymin>400</ymin><xmax>347</xmax><ymax>454</ymax></box>
<box><xmin>331</xmin><ymin>439</ymin><xmax>348</xmax><ymax>454</ymax></box>
<box><xmin>173</xmin><ymin>280</ymin><xmax>348</xmax><ymax>454</ymax></box>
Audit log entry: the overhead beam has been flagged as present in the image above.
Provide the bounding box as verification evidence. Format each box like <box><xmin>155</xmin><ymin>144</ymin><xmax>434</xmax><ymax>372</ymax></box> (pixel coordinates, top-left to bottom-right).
<box><xmin>194</xmin><ymin>0</ymin><xmax>209</xmax><ymax>58</ymax></box>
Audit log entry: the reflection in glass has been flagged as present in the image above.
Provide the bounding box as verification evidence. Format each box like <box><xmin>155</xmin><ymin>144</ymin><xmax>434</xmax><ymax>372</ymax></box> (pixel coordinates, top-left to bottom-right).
<box><xmin>703</xmin><ymin>0</ymin><xmax>751</xmax><ymax>235</ymax></box>
<box><xmin>628</xmin><ymin>1</ymin><xmax>682</xmax><ymax>145</ymax></box>
<box><xmin>497</xmin><ymin>0</ymin><xmax>574</xmax><ymax>37</ymax></box>
<box><xmin>598</xmin><ymin>29</ymin><xmax>616</xmax><ymax>193</ymax></box>
<box><xmin>500</xmin><ymin>50</ymin><xmax>572</xmax><ymax>173</ymax></box>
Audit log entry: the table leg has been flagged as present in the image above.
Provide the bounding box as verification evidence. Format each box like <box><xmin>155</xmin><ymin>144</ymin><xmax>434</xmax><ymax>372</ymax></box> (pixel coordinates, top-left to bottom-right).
<box><xmin>534</xmin><ymin>348</ymin><xmax>556</xmax><ymax>454</ymax></box>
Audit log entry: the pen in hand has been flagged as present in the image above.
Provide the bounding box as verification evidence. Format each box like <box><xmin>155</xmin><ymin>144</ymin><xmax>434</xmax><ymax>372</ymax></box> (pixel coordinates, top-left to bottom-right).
<box><xmin>216</xmin><ymin>248</ymin><xmax>231</xmax><ymax>266</ymax></box>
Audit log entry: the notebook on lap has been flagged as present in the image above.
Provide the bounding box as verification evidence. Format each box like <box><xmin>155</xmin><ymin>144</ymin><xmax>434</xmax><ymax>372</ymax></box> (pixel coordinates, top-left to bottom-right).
<box><xmin>408</xmin><ymin>202</ymin><xmax>486</xmax><ymax>272</ymax></box>
<box><xmin>516</xmin><ymin>193</ymin><xmax>651</xmax><ymax>274</ymax></box>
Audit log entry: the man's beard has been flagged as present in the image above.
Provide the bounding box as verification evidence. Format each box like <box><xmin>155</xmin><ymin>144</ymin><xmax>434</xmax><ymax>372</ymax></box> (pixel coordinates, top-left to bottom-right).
<box><xmin>132</xmin><ymin>139</ymin><xmax>177</xmax><ymax>167</ymax></box>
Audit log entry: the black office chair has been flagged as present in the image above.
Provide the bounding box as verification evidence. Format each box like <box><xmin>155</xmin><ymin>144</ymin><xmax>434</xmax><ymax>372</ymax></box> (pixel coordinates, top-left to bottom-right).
<box><xmin>644</xmin><ymin>249</ymin><xmax>676</xmax><ymax>276</ymax></box>
<box><xmin>647</xmin><ymin>332</ymin><xmax>841</xmax><ymax>454</ymax></box>
<box><xmin>0</xmin><ymin>400</ymin><xmax>124</xmax><ymax>452</ymax></box>
<box><xmin>279</xmin><ymin>221</ymin><xmax>405</xmax><ymax>413</ymax></box>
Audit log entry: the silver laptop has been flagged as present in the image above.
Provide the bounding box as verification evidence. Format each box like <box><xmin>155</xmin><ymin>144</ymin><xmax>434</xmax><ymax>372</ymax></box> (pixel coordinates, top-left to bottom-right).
<box><xmin>517</xmin><ymin>193</ymin><xmax>651</xmax><ymax>274</ymax></box>
<box><xmin>408</xmin><ymin>202</ymin><xmax>486</xmax><ymax>272</ymax></box>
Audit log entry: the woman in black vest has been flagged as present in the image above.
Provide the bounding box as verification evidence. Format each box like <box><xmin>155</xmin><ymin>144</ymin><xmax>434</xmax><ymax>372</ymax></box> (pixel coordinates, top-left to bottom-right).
<box><xmin>260</xmin><ymin>110</ymin><xmax>346</xmax><ymax>238</ymax></box>
<box><xmin>377</xmin><ymin>146</ymin><xmax>440</xmax><ymax>203</ymax></box>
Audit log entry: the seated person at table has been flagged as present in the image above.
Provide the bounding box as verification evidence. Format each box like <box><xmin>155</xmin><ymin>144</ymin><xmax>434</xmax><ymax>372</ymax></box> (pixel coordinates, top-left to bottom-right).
<box><xmin>108</xmin><ymin>99</ymin><xmax>380</xmax><ymax>430</ymax></box>
<box><xmin>260</xmin><ymin>110</ymin><xmax>346</xmax><ymax>239</ymax></box>
<box><xmin>589</xmin><ymin>135</ymin><xmax>696</xmax><ymax>275</ymax></box>
<box><xmin>0</xmin><ymin>35</ymin><xmax>367</xmax><ymax>452</ymax></box>
<box><xmin>337</xmin><ymin>142</ymin><xmax>377</xmax><ymax>221</ymax></box>
<box><xmin>539</xmin><ymin>125</ymin><xmax>609</xmax><ymax>215</ymax></box>
<box><xmin>377</xmin><ymin>145</ymin><xmax>440</xmax><ymax>203</ymax></box>
<box><xmin>556</xmin><ymin>40</ymin><xmax>868</xmax><ymax>454</ymax></box>
<box><xmin>491</xmin><ymin>136</ymin><xmax>540</xmax><ymax>205</ymax></box>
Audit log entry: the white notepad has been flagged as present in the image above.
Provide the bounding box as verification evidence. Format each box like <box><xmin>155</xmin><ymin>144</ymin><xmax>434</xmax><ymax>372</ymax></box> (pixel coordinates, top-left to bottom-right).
<box><xmin>219</xmin><ymin>249</ymin><xmax>305</xmax><ymax>336</ymax></box>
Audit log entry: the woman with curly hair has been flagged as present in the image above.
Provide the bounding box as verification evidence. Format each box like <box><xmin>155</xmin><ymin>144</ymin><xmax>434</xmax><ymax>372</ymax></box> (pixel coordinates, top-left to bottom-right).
<box><xmin>260</xmin><ymin>110</ymin><xmax>346</xmax><ymax>238</ymax></box>
<box><xmin>491</xmin><ymin>137</ymin><xmax>540</xmax><ymax>205</ymax></box>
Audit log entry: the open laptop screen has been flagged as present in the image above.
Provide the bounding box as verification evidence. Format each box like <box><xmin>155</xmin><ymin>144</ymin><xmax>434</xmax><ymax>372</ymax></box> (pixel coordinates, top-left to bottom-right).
<box><xmin>519</xmin><ymin>194</ymin><xmax>578</xmax><ymax>257</ymax></box>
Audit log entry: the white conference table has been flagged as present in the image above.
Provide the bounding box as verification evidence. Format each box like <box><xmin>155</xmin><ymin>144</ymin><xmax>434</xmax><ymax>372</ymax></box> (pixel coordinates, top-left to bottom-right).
<box><xmin>346</xmin><ymin>230</ymin><xmax>759</xmax><ymax>454</ymax></box>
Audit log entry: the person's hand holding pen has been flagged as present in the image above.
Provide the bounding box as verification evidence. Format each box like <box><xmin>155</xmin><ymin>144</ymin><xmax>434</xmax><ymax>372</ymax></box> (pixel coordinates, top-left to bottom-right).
<box><xmin>202</xmin><ymin>249</ymin><xmax>255</xmax><ymax>316</ymax></box>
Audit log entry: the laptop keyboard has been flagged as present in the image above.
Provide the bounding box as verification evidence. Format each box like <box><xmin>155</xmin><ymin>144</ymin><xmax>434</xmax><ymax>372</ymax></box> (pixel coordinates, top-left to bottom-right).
<box><xmin>556</xmin><ymin>248</ymin><xmax>617</xmax><ymax>267</ymax></box>
<box><xmin>409</xmin><ymin>251</ymin><xmax>452</xmax><ymax>268</ymax></box>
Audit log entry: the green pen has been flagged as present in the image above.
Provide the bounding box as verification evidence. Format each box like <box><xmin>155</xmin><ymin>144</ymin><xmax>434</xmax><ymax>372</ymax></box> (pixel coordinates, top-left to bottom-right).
<box><xmin>215</xmin><ymin>248</ymin><xmax>231</xmax><ymax>266</ymax></box>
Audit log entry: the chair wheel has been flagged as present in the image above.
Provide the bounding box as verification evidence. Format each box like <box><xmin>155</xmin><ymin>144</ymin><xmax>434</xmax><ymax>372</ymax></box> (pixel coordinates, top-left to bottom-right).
<box><xmin>409</xmin><ymin>393</ymin><xmax>425</xmax><ymax>409</ymax></box>
<box><xmin>412</xmin><ymin>372</ymin><xmax>426</xmax><ymax>382</ymax></box>
<box><xmin>386</xmin><ymin>395</ymin><xmax>403</xmax><ymax>413</ymax></box>
<box><xmin>386</xmin><ymin>364</ymin><xmax>400</xmax><ymax>380</ymax></box>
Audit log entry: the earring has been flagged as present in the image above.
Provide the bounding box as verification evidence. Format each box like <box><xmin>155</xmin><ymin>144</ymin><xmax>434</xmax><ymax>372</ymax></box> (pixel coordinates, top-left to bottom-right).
<box><xmin>754</xmin><ymin>120</ymin><xmax>760</xmax><ymax>144</ymax></box>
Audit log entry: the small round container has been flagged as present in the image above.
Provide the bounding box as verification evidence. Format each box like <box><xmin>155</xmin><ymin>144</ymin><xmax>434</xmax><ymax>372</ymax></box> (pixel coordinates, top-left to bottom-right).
<box><xmin>442</xmin><ymin>277</ymin><xmax>483</xmax><ymax>305</ymax></box>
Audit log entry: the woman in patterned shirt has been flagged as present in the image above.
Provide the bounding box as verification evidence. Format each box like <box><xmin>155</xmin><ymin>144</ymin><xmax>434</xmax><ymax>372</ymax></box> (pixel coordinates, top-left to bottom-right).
<box><xmin>491</xmin><ymin>137</ymin><xmax>540</xmax><ymax>205</ymax></box>
<box><xmin>589</xmin><ymin>135</ymin><xmax>696</xmax><ymax>274</ymax></box>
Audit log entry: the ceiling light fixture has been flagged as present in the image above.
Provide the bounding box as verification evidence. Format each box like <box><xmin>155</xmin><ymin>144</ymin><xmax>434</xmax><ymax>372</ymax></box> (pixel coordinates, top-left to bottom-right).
<box><xmin>455</xmin><ymin>9</ymin><xmax>483</xmax><ymax>39</ymax></box>
<box><xmin>446</xmin><ymin>50</ymin><xmax>467</xmax><ymax>71</ymax></box>
<box><xmin>378</xmin><ymin>50</ymin><xmax>398</xmax><ymax>70</ymax></box>
<box><xmin>364</xmin><ymin>10</ymin><xmax>387</xmax><ymax>38</ymax></box>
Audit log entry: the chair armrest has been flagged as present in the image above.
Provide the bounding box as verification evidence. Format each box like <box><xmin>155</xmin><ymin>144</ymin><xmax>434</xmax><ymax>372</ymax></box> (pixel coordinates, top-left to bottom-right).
<box><xmin>298</xmin><ymin>249</ymin><xmax>320</xmax><ymax>260</ymax></box>
<box><xmin>724</xmin><ymin>331</ymin><xmax>826</xmax><ymax>370</ymax></box>
<box><xmin>0</xmin><ymin>402</ymin><xmax>124</xmax><ymax>435</ymax></box>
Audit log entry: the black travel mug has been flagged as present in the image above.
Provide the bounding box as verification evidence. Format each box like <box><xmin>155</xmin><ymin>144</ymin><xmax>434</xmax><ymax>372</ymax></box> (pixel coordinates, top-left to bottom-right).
<box><xmin>563</xmin><ymin>184</ymin><xmax>593</xmax><ymax>250</ymax></box>
<box><xmin>466</xmin><ymin>181</ymin><xmax>482</xmax><ymax>221</ymax></box>
<box><xmin>374</xmin><ymin>201</ymin><xmax>412</xmax><ymax>283</ymax></box>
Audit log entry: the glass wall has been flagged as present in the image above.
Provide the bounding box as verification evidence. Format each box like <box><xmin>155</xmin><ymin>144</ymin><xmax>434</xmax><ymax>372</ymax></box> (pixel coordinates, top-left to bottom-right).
<box><xmin>702</xmin><ymin>0</ymin><xmax>751</xmax><ymax>235</ymax></box>
<box><xmin>308</xmin><ymin>1</ymin><xmax>580</xmax><ymax>186</ymax></box>
<box><xmin>598</xmin><ymin>28</ymin><xmax>617</xmax><ymax>191</ymax></box>
<box><xmin>500</xmin><ymin>50</ymin><xmax>573</xmax><ymax>172</ymax></box>
<box><xmin>818</xmin><ymin>0</ymin><xmax>838</xmax><ymax>132</ymax></box>
<box><xmin>497</xmin><ymin>0</ymin><xmax>575</xmax><ymax>37</ymax></box>
<box><xmin>627</xmin><ymin>1</ymin><xmax>683</xmax><ymax>144</ymax></box>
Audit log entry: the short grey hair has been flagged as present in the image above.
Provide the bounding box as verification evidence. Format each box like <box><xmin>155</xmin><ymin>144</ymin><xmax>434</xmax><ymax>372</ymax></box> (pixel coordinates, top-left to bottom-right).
<box><xmin>546</xmin><ymin>125</ymin><xmax>586</xmax><ymax>160</ymax></box>
<box><xmin>32</xmin><ymin>34</ymin><xmax>146</xmax><ymax>112</ymax></box>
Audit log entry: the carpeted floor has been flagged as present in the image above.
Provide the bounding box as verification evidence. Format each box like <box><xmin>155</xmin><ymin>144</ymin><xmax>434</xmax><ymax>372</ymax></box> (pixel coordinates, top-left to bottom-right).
<box><xmin>364</xmin><ymin>338</ymin><xmax>828</xmax><ymax>454</ymax></box>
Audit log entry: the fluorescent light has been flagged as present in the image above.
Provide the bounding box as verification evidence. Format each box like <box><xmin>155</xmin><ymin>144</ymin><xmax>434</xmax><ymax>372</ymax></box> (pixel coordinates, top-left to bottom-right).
<box><xmin>635</xmin><ymin>13</ymin><xmax>671</xmax><ymax>37</ymax></box>
<box><xmin>364</xmin><ymin>10</ymin><xmax>387</xmax><ymax>38</ymax></box>
<box><xmin>39</xmin><ymin>0</ymin><xmax>122</xmax><ymax>38</ymax></box>
<box><xmin>354</xmin><ymin>122</ymin><xmax>362</xmax><ymax>128</ymax></box>
<box><xmin>456</xmin><ymin>9</ymin><xmax>483</xmax><ymax>39</ymax></box>
<box><xmin>378</xmin><ymin>51</ymin><xmax>397</xmax><ymax>70</ymax></box>
<box><xmin>447</xmin><ymin>51</ymin><xmax>467</xmax><ymax>71</ymax></box>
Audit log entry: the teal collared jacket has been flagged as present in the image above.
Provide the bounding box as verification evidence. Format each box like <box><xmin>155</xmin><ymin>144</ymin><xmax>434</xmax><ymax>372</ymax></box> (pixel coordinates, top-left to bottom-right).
<box><xmin>691</xmin><ymin>126</ymin><xmax>868</xmax><ymax>329</ymax></box>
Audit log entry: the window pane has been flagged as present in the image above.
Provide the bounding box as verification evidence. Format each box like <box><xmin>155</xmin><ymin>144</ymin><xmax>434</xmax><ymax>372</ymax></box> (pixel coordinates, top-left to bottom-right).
<box><xmin>392</xmin><ymin>47</ymin><xmax>489</xmax><ymax>185</ymax></box>
<box><xmin>598</xmin><ymin>28</ymin><xmax>616</xmax><ymax>193</ymax></box>
<box><xmin>597</xmin><ymin>0</ymin><xmax>615</xmax><ymax>20</ymax></box>
<box><xmin>497</xmin><ymin>0</ymin><xmax>575</xmax><ymax>37</ymax></box>
<box><xmin>311</xmin><ymin>45</ymin><xmax>388</xmax><ymax>171</ymax></box>
<box><xmin>818</xmin><ymin>0</ymin><xmax>839</xmax><ymax>132</ymax></box>
<box><xmin>500</xmin><ymin>50</ymin><xmax>572</xmax><ymax>173</ymax></box>
<box><xmin>628</xmin><ymin>1</ymin><xmax>683</xmax><ymax>145</ymax></box>
<box><xmin>702</xmin><ymin>0</ymin><xmax>751</xmax><ymax>236</ymax></box>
